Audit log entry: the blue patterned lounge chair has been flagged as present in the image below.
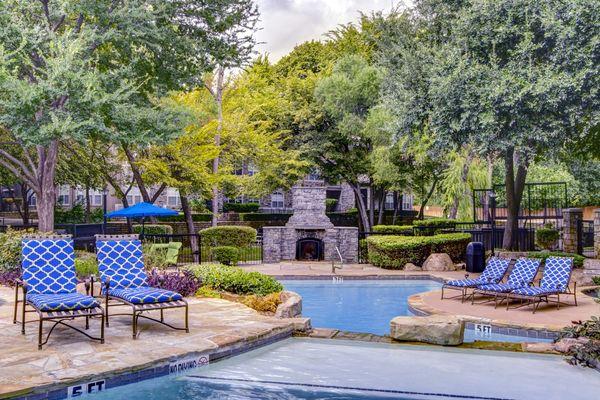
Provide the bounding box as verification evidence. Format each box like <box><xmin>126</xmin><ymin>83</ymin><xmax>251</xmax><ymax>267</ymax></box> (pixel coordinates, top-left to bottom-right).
<box><xmin>93</xmin><ymin>234</ymin><xmax>188</xmax><ymax>339</ymax></box>
<box><xmin>441</xmin><ymin>257</ymin><xmax>511</xmax><ymax>302</ymax></box>
<box><xmin>472</xmin><ymin>257</ymin><xmax>541</xmax><ymax>308</ymax></box>
<box><xmin>507</xmin><ymin>256</ymin><xmax>576</xmax><ymax>313</ymax></box>
<box><xmin>13</xmin><ymin>235</ymin><xmax>104</xmax><ymax>350</ymax></box>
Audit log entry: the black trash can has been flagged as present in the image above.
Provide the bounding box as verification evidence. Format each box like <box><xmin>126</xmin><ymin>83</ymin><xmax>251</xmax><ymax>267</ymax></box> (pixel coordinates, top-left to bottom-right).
<box><xmin>466</xmin><ymin>242</ymin><xmax>485</xmax><ymax>273</ymax></box>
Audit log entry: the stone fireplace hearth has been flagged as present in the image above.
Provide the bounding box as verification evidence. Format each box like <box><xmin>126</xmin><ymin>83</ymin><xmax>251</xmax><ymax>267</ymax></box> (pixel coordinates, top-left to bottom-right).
<box><xmin>262</xmin><ymin>186</ymin><xmax>358</xmax><ymax>263</ymax></box>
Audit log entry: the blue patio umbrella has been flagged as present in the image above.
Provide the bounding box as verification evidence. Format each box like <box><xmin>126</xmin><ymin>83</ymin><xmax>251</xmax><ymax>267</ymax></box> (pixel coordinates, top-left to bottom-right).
<box><xmin>106</xmin><ymin>202</ymin><xmax>178</xmax><ymax>234</ymax></box>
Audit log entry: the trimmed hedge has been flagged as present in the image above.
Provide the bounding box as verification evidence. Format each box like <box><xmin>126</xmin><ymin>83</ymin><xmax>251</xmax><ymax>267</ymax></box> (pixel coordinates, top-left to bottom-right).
<box><xmin>526</xmin><ymin>251</ymin><xmax>585</xmax><ymax>269</ymax></box>
<box><xmin>240</xmin><ymin>213</ymin><xmax>291</xmax><ymax>222</ymax></box>
<box><xmin>212</xmin><ymin>246</ymin><xmax>239</xmax><ymax>266</ymax></box>
<box><xmin>535</xmin><ymin>227</ymin><xmax>559</xmax><ymax>250</ymax></box>
<box><xmin>133</xmin><ymin>224</ymin><xmax>173</xmax><ymax>235</ymax></box>
<box><xmin>413</xmin><ymin>218</ymin><xmax>456</xmax><ymax>236</ymax></box>
<box><xmin>158</xmin><ymin>213</ymin><xmax>212</xmax><ymax>222</ymax></box>
<box><xmin>223</xmin><ymin>202</ymin><xmax>260</xmax><ymax>213</ymax></box>
<box><xmin>367</xmin><ymin>233</ymin><xmax>471</xmax><ymax>269</ymax></box>
<box><xmin>200</xmin><ymin>226</ymin><xmax>257</xmax><ymax>247</ymax></box>
<box><xmin>372</xmin><ymin>225</ymin><xmax>414</xmax><ymax>235</ymax></box>
<box><xmin>191</xmin><ymin>264</ymin><xmax>283</xmax><ymax>296</ymax></box>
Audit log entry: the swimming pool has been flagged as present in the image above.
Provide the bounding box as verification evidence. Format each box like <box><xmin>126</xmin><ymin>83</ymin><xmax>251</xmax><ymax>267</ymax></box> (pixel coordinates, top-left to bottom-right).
<box><xmin>281</xmin><ymin>279</ymin><xmax>554</xmax><ymax>343</ymax></box>
<box><xmin>280</xmin><ymin>279</ymin><xmax>441</xmax><ymax>335</ymax></box>
<box><xmin>91</xmin><ymin>338</ymin><xmax>600</xmax><ymax>400</ymax></box>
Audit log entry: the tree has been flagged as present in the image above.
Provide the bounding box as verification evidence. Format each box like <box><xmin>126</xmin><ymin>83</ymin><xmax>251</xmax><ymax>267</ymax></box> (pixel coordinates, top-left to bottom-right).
<box><xmin>382</xmin><ymin>0</ymin><xmax>599</xmax><ymax>248</ymax></box>
<box><xmin>0</xmin><ymin>0</ymin><xmax>212</xmax><ymax>231</ymax></box>
<box><xmin>312</xmin><ymin>55</ymin><xmax>383</xmax><ymax>231</ymax></box>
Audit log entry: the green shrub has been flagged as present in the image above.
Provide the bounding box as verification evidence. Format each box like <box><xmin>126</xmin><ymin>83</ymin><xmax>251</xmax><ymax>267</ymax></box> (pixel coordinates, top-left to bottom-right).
<box><xmin>212</xmin><ymin>246</ymin><xmax>240</xmax><ymax>266</ymax></box>
<box><xmin>200</xmin><ymin>226</ymin><xmax>257</xmax><ymax>247</ymax></box>
<box><xmin>413</xmin><ymin>218</ymin><xmax>456</xmax><ymax>236</ymax></box>
<box><xmin>223</xmin><ymin>202</ymin><xmax>260</xmax><ymax>213</ymax></box>
<box><xmin>372</xmin><ymin>225</ymin><xmax>414</xmax><ymax>235</ymax></box>
<box><xmin>142</xmin><ymin>243</ymin><xmax>169</xmax><ymax>270</ymax></box>
<box><xmin>0</xmin><ymin>228</ymin><xmax>51</xmax><ymax>272</ymax></box>
<box><xmin>325</xmin><ymin>198</ymin><xmax>338</xmax><ymax>212</ymax></box>
<box><xmin>55</xmin><ymin>203</ymin><xmax>104</xmax><ymax>224</ymax></box>
<box><xmin>158</xmin><ymin>213</ymin><xmax>212</xmax><ymax>222</ymax></box>
<box><xmin>358</xmin><ymin>238</ymin><xmax>368</xmax><ymax>262</ymax></box>
<box><xmin>133</xmin><ymin>224</ymin><xmax>173</xmax><ymax>235</ymax></box>
<box><xmin>526</xmin><ymin>251</ymin><xmax>585</xmax><ymax>269</ymax></box>
<box><xmin>535</xmin><ymin>226</ymin><xmax>560</xmax><ymax>250</ymax></box>
<box><xmin>366</xmin><ymin>233</ymin><xmax>471</xmax><ymax>269</ymax></box>
<box><xmin>241</xmin><ymin>213</ymin><xmax>292</xmax><ymax>222</ymax></box>
<box><xmin>592</xmin><ymin>276</ymin><xmax>600</xmax><ymax>286</ymax></box>
<box><xmin>74</xmin><ymin>252</ymin><xmax>98</xmax><ymax>279</ymax></box>
<box><xmin>190</xmin><ymin>264</ymin><xmax>283</xmax><ymax>296</ymax></box>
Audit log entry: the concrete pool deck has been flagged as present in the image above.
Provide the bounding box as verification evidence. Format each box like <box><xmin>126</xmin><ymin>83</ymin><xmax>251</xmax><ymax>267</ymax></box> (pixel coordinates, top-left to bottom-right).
<box><xmin>0</xmin><ymin>286</ymin><xmax>300</xmax><ymax>399</ymax></box>
<box><xmin>246</xmin><ymin>261</ymin><xmax>597</xmax><ymax>332</ymax></box>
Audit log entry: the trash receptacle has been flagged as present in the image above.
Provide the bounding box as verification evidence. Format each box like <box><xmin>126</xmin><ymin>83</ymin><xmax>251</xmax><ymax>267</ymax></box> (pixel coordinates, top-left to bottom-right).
<box><xmin>466</xmin><ymin>242</ymin><xmax>485</xmax><ymax>273</ymax></box>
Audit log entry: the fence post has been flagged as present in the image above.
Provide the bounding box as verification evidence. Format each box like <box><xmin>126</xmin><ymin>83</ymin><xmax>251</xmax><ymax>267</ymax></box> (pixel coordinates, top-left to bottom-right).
<box><xmin>562</xmin><ymin>208</ymin><xmax>583</xmax><ymax>254</ymax></box>
<box><xmin>594</xmin><ymin>209</ymin><xmax>600</xmax><ymax>259</ymax></box>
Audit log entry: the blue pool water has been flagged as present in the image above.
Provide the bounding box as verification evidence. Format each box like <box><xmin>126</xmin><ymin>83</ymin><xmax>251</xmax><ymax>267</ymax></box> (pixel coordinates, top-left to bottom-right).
<box><xmin>92</xmin><ymin>338</ymin><xmax>600</xmax><ymax>400</ymax></box>
<box><xmin>280</xmin><ymin>279</ymin><xmax>441</xmax><ymax>335</ymax></box>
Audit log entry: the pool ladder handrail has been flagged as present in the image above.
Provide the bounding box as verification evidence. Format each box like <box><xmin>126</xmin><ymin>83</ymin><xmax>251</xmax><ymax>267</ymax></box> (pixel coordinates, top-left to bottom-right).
<box><xmin>331</xmin><ymin>246</ymin><xmax>343</xmax><ymax>273</ymax></box>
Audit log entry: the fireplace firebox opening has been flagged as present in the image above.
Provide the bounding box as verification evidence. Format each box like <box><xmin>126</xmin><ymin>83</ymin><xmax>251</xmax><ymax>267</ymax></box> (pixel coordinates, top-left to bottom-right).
<box><xmin>296</xmin><ymin>238</ymin><xmax>324</xmax><ymax>261</ymax></box>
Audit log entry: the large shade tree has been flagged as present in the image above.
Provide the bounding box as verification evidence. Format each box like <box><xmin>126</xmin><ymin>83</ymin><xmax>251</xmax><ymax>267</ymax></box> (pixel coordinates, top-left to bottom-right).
<box><xmin>383</xmin><ymin>0</ymin><xmax>599</xmax><ymax>248</ymax></box>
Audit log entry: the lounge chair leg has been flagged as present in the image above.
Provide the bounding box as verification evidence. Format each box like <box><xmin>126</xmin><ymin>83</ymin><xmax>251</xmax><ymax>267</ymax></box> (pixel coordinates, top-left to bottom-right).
<box><xmin>38</xmin><ymin>317</ymin><xmax>43</xmax><ymax>350</ymax></box>
<box><xmin>441</xmin><ymin>287</ymin><xmax>444</xmax><ymax>300</ymax></box>
<box><xmin>506</xmin><ymin>294</ymin><xmax>510</xmax><ymax>311</ymax></box>
<box><xmin>13</xmin><ymin>284</ymin><xmax>19</xmax><ymax>324</ymax></box>
<box><xmin>86</xmin><ymin>315</ymin><xmax>89</xmax><ymax>330</ymax></box>
<box><xmin>105</xmin><ymin>296</ymin><xmax>109</xmax><ymax>327</ymax></box>
<box><xmin>132</xmin><ymin>311</ymin><xmax>137</xmax><ymax>340</ymax></box>
<box><xmin>574</xmin><ymin>291</ymin><xmax>577</xmax><ymax>306</ymax></box>
<box><xmin>100</xmin><ymin>310</ymin><xmax>105</xmax><ymax>344</ymax></box>
<box><xmin>494</xmin><ymin>294</ymin><xmax>498</xmax><ymax>309</ymax></box>
<box><xmin>160</xmin><ymin>309</ymin><xmax>164</xmax><ymax>322</ymax></box>
<box><xmin>185</xmin><ymin>303</ymin><xmax>189</xmax><ymax>333</ymax></box>
<box><xmin>21</xmin><ymin>297</ymin><xmax>26</xmax><ymax>334</ymax></box>
<box><xmin>557</xmin><ymin>294</ymin><xmax>560</xmax><ymax>310</ymax></box>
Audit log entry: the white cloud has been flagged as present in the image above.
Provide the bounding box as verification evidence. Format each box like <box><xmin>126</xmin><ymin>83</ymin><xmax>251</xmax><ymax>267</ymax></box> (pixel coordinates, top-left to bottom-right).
<box><xmin>254</xmin><ymin>0</ymin><xmax>410</xmax><ymax>61</ymax></box>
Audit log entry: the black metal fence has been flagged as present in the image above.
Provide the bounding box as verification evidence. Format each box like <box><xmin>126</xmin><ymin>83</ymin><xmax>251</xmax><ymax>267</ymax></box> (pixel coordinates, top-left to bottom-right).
<box><xmin>580</xmin><ymin>219</ymin><xmax>595</xmax><ymax>257</ymax></box>
<box><xmin>140</xmin><ymin>233</ymin><xmax>263</xmax><ymax>265</ymax></box>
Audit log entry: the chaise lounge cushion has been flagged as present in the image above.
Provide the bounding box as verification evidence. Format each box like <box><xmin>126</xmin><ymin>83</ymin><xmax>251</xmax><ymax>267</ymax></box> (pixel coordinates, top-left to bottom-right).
<box><xmin>511</xmin><ymin>286</ymin><xmax>562</xmax><ymax>296</ymax></box>
<box><xmin>446</xmin><ymin>278</ymin><xmax>492</xmax><ymax>287</ymax></box>
<box><xmin>108</xmin><ymin>286</ymin><xmax>183</xmax><ymax>304</ymax></box>
<box><xmin>27</xmin><ymin>293</ymin><xmax>100</xmax><ymax>312</ymax></box>
<box><xmin>477</xmin><ymin>283</ymin><xmax>529</xmax><ymax>293</ymax></box>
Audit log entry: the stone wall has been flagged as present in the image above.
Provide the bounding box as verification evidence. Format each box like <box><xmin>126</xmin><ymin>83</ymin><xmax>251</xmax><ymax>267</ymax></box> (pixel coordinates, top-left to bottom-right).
<box><xmin>594</xmin><ymin>209</ymin><xmax>600</xmax><ymax>258</ymax></box>
<box><xmin>562</xmin><ymin>208</ymin><xmax>583</xmax><ymax>254</ymax></box>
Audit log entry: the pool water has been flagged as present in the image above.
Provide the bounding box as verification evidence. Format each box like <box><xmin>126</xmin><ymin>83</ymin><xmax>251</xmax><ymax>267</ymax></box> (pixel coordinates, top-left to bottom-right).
<box><xmin>92</xmin><ymin>338</ymin><xmax>600</xmax><ymax>400</ymax></box>
<box><xmin>280</xmin><ymin>279</ymin><xmax>441</xmax><ymax>335</ymax></box>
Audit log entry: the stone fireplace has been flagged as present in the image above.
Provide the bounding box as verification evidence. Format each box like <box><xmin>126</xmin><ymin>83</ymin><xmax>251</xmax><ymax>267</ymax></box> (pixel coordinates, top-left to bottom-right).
<box><xmin>262</xmin><ymin>186</ymin><xmax>358</xmax><ymax>263</ymax></box>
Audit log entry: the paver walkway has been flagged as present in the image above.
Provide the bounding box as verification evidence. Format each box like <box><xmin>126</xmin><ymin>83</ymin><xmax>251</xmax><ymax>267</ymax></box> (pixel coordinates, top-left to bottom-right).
<box><xmin>0</xmin><ymin>287</ymin><xmax>295</xmax><ymax>398</ymax></box>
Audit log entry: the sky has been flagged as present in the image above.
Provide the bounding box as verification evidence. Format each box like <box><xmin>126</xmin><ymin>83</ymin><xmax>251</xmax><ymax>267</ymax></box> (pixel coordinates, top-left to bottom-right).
<box><xmin>254</xmin><ymin>0</ymin><xmax>411</xmax><ymax>61</ymax></box>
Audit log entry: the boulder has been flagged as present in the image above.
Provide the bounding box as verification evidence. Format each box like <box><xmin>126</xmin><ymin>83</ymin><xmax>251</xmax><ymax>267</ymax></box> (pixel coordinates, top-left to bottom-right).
<box><xmin>422</xmin><ymin>253</ymin><xmax>456</xmax><ymax>271</ymax></box>
<box><xmin>390</xmin><ymin>315</ymin><xmax>464</xmax><ymax>345</ymax></box>
<box><xmin>404</xmin><ymin>263</ymin><xmax>422</xmax><ymax>271</ymax></box>
<box><xmin>580</xmin><ymin>259</ymin><xmax>600</xmax><ymax>286</ymax></box>
<box><xmin>275</xmin><ymin>291</ymin><xmax>302</xmax><ymax>318</ymax></box>
<box><xmin>454</xmin><ymin>262</ymin><xmax>466</xmax><ymax>270</ymax></box>
<box><xmin>553</xmin><ymin>337</ymin><xmax>590</xmax><ymax>353</ymax></box>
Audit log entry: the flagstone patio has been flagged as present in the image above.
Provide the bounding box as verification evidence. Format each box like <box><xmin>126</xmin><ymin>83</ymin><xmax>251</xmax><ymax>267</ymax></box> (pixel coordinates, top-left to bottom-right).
<box><xmin>0</xmin><ymin>286</ymin><xmax>298</xmax><ymax>399</ymax></box>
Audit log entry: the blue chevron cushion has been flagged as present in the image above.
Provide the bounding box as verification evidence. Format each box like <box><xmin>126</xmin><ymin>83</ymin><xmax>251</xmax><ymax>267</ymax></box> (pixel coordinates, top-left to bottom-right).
<box><xmin>96</xmin><ymin>239</ymin><xmax>148</xmax><ymax>290</ymax></box>
<box><xmin>108</xmin><ymin>286</ymin><xmax>183</xmax><ymax>304</ymax></box>
<box><xmin>511</xmin><ymin>286</ymin><xmax>561</xmax><ymax>296</ymax></box>
<box><xmin>477</xmin><ymin>282</ymin><xmax>528</xmax><ymax>293</ymax></box>
<box><xmin>21</xmin><ymin>238</ymin><xmax>77</xmax><ymax>295</ymax></box>
<box><xmin>539</xmin><ymin>257</ymin><xmax>573</xmax><ymax>291</ymax></box>
<box><xmin>446</xmin><ymin>257</ymin><xmax>511</xmax><ymax>288</ymax></box>
<box><xmin>27</xmin><ymin>293</ymin><xmax>100</xmax><ymax>312</ymax></box>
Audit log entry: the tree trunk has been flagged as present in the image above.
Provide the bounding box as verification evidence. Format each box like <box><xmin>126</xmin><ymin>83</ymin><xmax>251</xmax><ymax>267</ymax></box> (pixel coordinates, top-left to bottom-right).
<box><xmin>417</xmin><ymin>178</ymin><xmax>439</xmax><ymax>220</ymax></box>
<box><xmin>36</xmin><ymin>142</ymin><xmax>59</xmax><ymax>232</ymax></box>
<box><xmin>368</xmin><ymin>184</ymin><xmax>375</xmax><ymax>228</ymax></box>
<box><xmin>448</xmin><ymin>152</ymin><xmax>474</xmax><ymax>219</ymax></box>
<box><xmin>502</xmin><ymin>148</ymin><xmax>528</xmax><ymax>250</ymax></box>
<box><xmin>392</xmin><ymin>191</ymin><xmax>400</xmax><ymax>225</ymax></box>
<box><xmin>21</xmin><ymin>185</ymin><xmax>31</xmax><ymax>225</ymax></box>
<box><xmin>85</xmin><ymin>186</ymin><xmax>91</xmax><ymax>223</ymax></box>
<box><xmin>350</xmin><ymin>184</ymin><xmax>370</xmax><ymax>232</ymax></box>
<box><xmin>211</xmin><ymin>66</ymin><xmax>225</xmax><ymax>227</ymax></box>
<box><xmin>377</xmin><ymin>189</ymin><xmax>385</xmax><ymax>225</ymax></box>
<box><xmin>180</xmin><ymin>194</ymin><xmax>199</xmax><ymax>263</ymax></box>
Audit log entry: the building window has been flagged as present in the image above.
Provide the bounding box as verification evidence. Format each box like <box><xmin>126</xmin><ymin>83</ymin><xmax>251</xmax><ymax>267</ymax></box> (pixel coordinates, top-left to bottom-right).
<box><xmin>306</xmin><ymin>170</ymin><xmax>321</xmax><ymax>181</ymax></box>
<box><xmin>385</xmin><ymin>192</ymin><xmax>395</xmax><ymax>210</ymax></box>
<box><xmin>29</xmin><ymin>194</ymin><xmax>37</xmax><ymax>207</ymax></box>
<box><xmin>270</xmin><ymin>191</ymin><xmax>284</xmax><ymax>209</ymax></box>
<box><xmin>57</xmin><ymin>186</ymin><xmax>70</xmax><ymax>206</ymax></box>
<box><xmin>402</xmin><ymin>194</ymin><xmax>414</xmax><ymax>211</ymax></box>
<box><xmin>127</xmin><ymin>195</ymin><xmax>142</xmax><ymax>205</ymax></box>
<box><xmin>92</xmin><ymin>193</ymin><xmax>103</xmax><ymax>206</ymax></box>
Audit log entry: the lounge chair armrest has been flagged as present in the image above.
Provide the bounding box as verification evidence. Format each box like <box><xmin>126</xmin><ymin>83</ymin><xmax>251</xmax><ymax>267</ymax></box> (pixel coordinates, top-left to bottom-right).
<box><xmin>464</xmin><ymin>273</ymin><xmax>469</xmax><ymax>279</ymax></box>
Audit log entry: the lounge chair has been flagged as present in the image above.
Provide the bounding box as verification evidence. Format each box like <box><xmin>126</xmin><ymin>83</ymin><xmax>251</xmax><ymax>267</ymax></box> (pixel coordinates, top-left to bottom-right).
<box><xmin>472</xmin><ymin>257</ymin><xmax>541</xmax><ymax>308</ymax></box>
<box><xmin>507</xmin><ymin>256</ymin><xmax>576</xmax><ymax>313</ymax></box>
<box><xmin>13</xmin><ymin>235</ymin><xmax>104</xmax><ymax>349</ymax></box>
<box><xmin>93</xmin><ymin>234</ymin><xmax>188</xmax><ymax>339</ymax></box>
<box><xmin>149</xmin><ymin>241</ymin><xmax>182</xmax><ymax>267</ymax></box>
<box><xmin>441</xmin><ymin>257</ymin><xmax>511</xmax><ymax>302</ymax></box>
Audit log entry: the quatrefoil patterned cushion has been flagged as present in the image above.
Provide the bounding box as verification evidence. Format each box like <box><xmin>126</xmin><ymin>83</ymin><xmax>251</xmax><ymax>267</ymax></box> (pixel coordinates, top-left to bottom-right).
<box><xmin>108</xmin><ymin>287</ymin><xmax>183</xmax><ymax>304</ymax></box>
<box><xmin>540</xmin><ymin>257</ymin><xmax>573</xmax><ymax>291</ymax></box>
<box><xmin>27</xmin><ymin>293</ymin><xmax>100</xmax><ymax>312</ymax></box>
<box><xmin>478</xmin><ymin>258</ymin><xmax>540</xmax><ymax>292</ymax></box>
<box><xmin>21</xmin><ymin>238</ymin><xmax>77</xmax><ymax>295</ymax></box>
<box><xmin>447</xmin><ymin>257</ymin><xmax>510</xmax><ymax>288</ymax></box>
<box><xmin>96</xmin><ymin>239</ymin><xmax>148</xmax><ymax>290</ymax></box>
